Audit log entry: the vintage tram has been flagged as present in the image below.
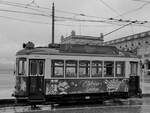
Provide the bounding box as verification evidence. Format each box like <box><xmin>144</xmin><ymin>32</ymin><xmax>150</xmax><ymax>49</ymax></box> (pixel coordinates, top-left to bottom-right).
<box><xmin>13</xmin><ymin>42</ymin><xmax>142</xmax><ymax>104</ymax></box>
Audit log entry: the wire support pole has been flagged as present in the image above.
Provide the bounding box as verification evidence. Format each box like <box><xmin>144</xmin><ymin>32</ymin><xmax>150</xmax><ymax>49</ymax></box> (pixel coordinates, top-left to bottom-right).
<box><xmin>52</xmin><ymin>3</ymin><xmax>55</xmax><ymax>44</ymax></box>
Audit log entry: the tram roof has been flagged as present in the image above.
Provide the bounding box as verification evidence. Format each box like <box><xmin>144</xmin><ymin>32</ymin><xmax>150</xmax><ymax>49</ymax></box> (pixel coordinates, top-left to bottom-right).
<box><xmin>16</xmin><ymin>44</ymin><xmax>137</xmax><ymax>58</ymax></box>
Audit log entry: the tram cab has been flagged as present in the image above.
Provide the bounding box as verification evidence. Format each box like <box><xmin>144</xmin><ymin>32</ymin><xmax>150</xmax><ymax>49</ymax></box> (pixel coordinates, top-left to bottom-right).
<box><xmin>15</xmin><ymin>58</ymin><xmax>45</xmax><ymax>102</ymax></box>
<box><xmin>13</xmin><ymin>42</ymin><xmax>142</xmax><ymax>104</ymax></box>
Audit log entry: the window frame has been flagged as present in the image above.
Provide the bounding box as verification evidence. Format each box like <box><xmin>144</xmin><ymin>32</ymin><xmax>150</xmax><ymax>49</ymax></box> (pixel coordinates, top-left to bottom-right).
<box><xmin>65</xmin><ymin>60</ymin><xmax>77</xmax><ymax>78</ymax></box>
<box><xmin>91</xmin><ymin>60</ymin><xmax>102</xmax><ymax>77</ymax></box>
<box><xmin>50</xmin><ymin>59</ymin><xmax>128</xmax><ymax>78</ymax></box>
<box><xmin>115</xmin><ymin>61</ymin><xmax>125</xmax><ymax>77</ymax></box>
<box><xmin>17</xmin><ymin>58</ymin><xmax>27</xmax><ymax>76</ymax></box>
<box><xmin>79</xmin><ymin>60</ymin><xmax>90</xmax><ymax>78</ymax></box>
<box><xmin>104</xmin><ymin>61</ymin><xmax>114</xmax><ymax>77</ymax></box>
<box><xmin>29</xmin><ymin>59</ymin><xmax>45</xmax><ymax>76</ymax></box>
<box><xmin>51</xmin><ymin>60</ymin><xmax>64</xmax><ymax>78</ymax></box>
<box><xmin>130</xmin><ymin>62</ymin><xmax>138</xmax><ymax>76</ymax></box>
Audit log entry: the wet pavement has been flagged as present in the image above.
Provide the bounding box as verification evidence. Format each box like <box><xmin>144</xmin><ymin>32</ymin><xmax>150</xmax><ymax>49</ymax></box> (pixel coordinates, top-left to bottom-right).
<box><xmin>1</xmin><ymin>97</ymin><xmax>150</xmax><ymax>113</ymax></box>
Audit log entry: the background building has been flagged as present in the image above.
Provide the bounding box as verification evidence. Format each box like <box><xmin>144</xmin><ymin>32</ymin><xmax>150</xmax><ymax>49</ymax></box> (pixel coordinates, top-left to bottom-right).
<box><xmin>61</xmin><ymin>30</ymin><xmax>104</xmax><ymax>45</ymax></box>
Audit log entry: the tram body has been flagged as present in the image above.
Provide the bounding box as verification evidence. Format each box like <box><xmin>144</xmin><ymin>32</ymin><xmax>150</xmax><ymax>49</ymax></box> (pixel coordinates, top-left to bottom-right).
<box><xmin>13</xmin><ymin>43</ymin><xmax>142</xmax><ymax>104</ymax></box>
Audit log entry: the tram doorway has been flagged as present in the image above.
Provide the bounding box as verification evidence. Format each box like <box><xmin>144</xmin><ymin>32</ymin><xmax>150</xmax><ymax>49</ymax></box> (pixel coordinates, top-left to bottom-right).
<box><xmin>28</xmin><ymin>59</ymin><xmax>45</xmax><ymax>102</ymax></box>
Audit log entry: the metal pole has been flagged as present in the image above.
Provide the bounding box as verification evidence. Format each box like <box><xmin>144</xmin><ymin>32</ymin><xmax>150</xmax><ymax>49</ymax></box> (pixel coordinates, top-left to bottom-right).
<box><xmin>52</xmin><ymin>3</ymin><xmax>55</xmax><ymax>44</ymax></box>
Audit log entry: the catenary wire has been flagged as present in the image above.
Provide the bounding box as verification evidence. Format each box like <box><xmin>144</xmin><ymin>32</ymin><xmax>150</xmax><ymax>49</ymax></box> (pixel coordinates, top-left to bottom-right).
<box><xmin>0</xmin><ymin>9</ymin><xmax>50</xmax><ymax>17</ymax></box>
<box><xmin>97</xmin><ymin>0</ymin><xmax>124</xmax><ymax>18</ymax></box>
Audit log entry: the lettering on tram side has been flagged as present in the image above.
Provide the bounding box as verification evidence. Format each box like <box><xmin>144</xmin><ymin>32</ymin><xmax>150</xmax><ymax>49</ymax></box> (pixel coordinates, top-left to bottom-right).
<box><xmin>45</xmin><ymin>79</ymin><xmax>129</xmax><ymax>95</ymax></box>
<box><xmin>81</xmin><ymin>80</ymin><xmax>104</xmax><ymax>93</ymax></box>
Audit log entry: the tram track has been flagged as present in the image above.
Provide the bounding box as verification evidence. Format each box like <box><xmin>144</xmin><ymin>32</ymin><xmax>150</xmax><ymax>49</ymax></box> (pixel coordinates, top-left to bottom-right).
<box><xmin>0</xmin><ymin>97</ymin><xmax>144</xmax><ymax>112</ymax></box>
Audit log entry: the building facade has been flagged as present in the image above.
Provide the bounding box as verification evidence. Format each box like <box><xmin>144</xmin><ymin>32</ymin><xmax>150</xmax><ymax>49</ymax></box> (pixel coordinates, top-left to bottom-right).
<box><xmin>104</xmin><ymin>31</ymin><xmax>150</xmax><ymax>52</ymax></box>
<box><xmin>61</xmin><ymin>30</ymin><xmax>104</xmax><ymax>45</ymax></box>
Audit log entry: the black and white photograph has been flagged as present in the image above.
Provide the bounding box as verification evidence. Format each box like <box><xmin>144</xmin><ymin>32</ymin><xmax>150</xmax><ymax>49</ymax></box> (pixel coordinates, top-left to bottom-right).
<box><xmin>0</xmin><ymin>0</ymin><xmax>150</xmax><ymax>112</ymax></box>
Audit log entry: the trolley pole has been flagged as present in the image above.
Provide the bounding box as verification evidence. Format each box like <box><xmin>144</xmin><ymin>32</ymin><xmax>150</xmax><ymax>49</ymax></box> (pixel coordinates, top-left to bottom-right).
<box><xmin>52</xmin><ymin>3</ymin><xmax>55</xmax><ymax>44</ymax></box>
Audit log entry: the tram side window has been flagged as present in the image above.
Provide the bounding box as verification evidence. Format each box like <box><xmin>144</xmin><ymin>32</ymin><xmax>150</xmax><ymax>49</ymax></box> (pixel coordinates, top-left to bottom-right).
<box><xmin>130</xmin><ymin>62</ymin><xmax>138</xmax><ymax>76</ymax></box>
<box><xmin>104</xmin><ymin>61</ymin><xmax>114</xmax><ymax>77</ymax></box>
<box><xmin>92</xmin><ymin>61</ymin><xmax>102</xmax><ymax>77</ymax></box>
<box><xmin>116</xmin><ymin>62</ymin><xmax>125</xmax><ymax>77</ymax></box>
<box><xmin>65</xmin><ymin>60</ymin><xmax>77</xmax><ymax>78</ymax></box>
<box><xmin>79</xmin><ymin>60</ymin><xmax>90</xmax><ymax>77</ymax></box>
<box><xmin>51</xmin><ymin>60</ymin><xmax>64</xmax><ymax>77</ymax></box>
<box><xmin>17</xmin><ymin>58</ymin><xmax>27</xmax><ymax>75</ymax></box>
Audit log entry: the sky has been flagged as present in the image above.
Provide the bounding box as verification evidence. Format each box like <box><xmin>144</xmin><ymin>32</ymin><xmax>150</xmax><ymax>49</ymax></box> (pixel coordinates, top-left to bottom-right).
<box><xmin>0</xmin><ymin>0</ymin><xmax>150</xmax><ymax>66</ymax></box>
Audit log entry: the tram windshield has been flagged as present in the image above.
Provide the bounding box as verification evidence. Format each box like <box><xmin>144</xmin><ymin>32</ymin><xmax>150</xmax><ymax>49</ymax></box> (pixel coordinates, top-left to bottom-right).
<box><xmin>29</xmin><ymin>59</ymin><xmax>45</xmax><ymax>76</ymax></box>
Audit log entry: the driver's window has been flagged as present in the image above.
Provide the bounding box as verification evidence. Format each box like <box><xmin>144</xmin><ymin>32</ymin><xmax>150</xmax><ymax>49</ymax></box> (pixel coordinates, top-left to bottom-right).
<box><xmin>29</xmin><ymin>59</ymin><xmax>45</xmax><ymax>76</ymax></box>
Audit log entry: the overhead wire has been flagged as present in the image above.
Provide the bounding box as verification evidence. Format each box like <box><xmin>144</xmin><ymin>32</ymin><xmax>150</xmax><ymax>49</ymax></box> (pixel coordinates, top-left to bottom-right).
<box><xmin>0</xmin><ymin>0</ymin><xmax>150</xmax><ymax>36</ymax></box>
<box><xmin>0</xmin><ymin>7</ymin><xmax>149</xmax><ymax>28</ymax></box>
<box><xmin>0</xmin><ymin>0</ymin><xmax>109</xmax><ymax>21</ymax></box>
<box><xmin>26</xmin><ymin>0</ymin><xmax>51</xmax><ymax>10</ymax></box>
<box><xmin>114</xmin><ymin>3</ymin><xmax>149</xmax><ymax>18</ymax></box>
<box><xmin>133</xmin><ymin>0</ymin><xmax>150</xmax><ymax>3</ymax></box>
<box><xmin>0</xmin><ymin>0</ymin><xmax>48</xmax><ymax>13</ymax></box>
<box><xmin>0</xmin><ymin>1</ymin><xmax>149</xmax><ymax>26</ymax></box>
<box><xmin>55</xmin><ymin>9</ymin><xmax>107</xmax><ymax>20</ymax></box>
<box><xmin>0</xmin><ymin>15</ymin><xmax>50</xmax><ymax>24</ymax></box>
<box><xmin>0</xmin><ymin>8</ymin><xmax>50</xmax><ymax>17</ymax></box>
<box><xmin>97</xmin><ymin>0</ymin><xmax>124</xmax><ymax>18</ymax></box>
<box><xmin>0</xmin><ymin>1</ymin><xmax>149</xmax><ymax>24</ymax></box>
<box><xmin>104</xmin><ymin>22</ymin><xmax>133</xmax><ymax>36</ymax></box>
<box><xmin>0</xmin><ymin>11</ymin><xmax>122</xmax><ymax>28</ymax></box>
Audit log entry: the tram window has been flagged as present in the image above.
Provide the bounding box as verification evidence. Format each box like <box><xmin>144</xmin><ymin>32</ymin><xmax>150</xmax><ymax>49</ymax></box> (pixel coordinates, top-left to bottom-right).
<box><xmin>104</xmin><ymin>61</ymin><xmax>114</xmax><ymax>77</ymax></box>
<box><xmin>147</xmin><ymin>62</ymin><xmax>150</xmax><ymax>75</ymax></box>
<box><xmin>116</xmin><ymin>62</ymin><xmax>125</xmax><ymax>77</ymax></box>
<box><xmin>29</xmin><ymin>59</ymin><xmax>45</xmax><ymax>76</ymax></box>
<box><xmin>130</xmin><ymin>62</ymin><xmax>138</xmax><ymax>76</ymax></box>
<box><xmin>39</xmin><ymin>60</ymin><xmax>44</xmax><ymax>75</ymax></box>
<box><xmin>29</xmin><ymin>60</ymin><xmax>37</xmax><ymax>75</ymax></box>
<box><xmin>147</xmin><ymin>62</ymin><xmax>150</xmax><ymax>70</ymax></box>
<box><xmin>79</xmin><ymin>60</ymin><xmax>90</xmax><ymax>77</ymax></box>
<box><xmin>17</xmin><ymin>58</ymin><xmax>27</xmax><ymax>75</ymax></box>
<box><xmin>92</xmin><ymin>61</ymin><xmax>102</xmax><ymax>77</ymax></box>
<box><xmin>51</xmin><ymin>60</ymin><xmax>64</xmax><ymax>77</ymax></box>
<box><xmin>65</xmin><ymin>60</ymin><xmax>77</xmax><ymax>78</ymax></box>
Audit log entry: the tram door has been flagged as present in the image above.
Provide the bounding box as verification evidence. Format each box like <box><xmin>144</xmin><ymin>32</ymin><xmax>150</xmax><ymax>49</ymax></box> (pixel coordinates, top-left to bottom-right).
<box><xmin>129</xmin><ymin>62</ymin><xmax>140</xmax><ymax>97</ymax></box>
<box><xmin>28</xmin><ymin>59</ymin><xmax>45</xmax><ymax>102</ymax></box>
